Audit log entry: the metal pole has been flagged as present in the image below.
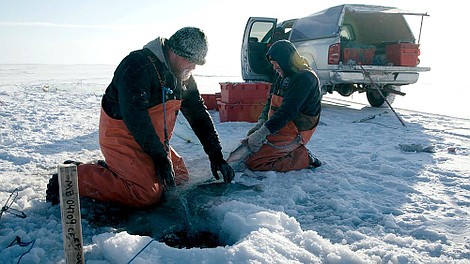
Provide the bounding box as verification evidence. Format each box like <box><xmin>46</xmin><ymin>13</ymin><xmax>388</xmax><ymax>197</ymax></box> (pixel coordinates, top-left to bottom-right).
<box><xmin>359</xmin><ymin>65</ymin><xmax>406</xmax><ymax>127</ymax></box>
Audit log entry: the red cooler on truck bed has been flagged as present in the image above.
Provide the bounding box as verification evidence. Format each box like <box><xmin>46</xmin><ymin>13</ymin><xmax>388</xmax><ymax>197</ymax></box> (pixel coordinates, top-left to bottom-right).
<box><xmin>386</xmin><ymin>43</ymin><xmax>420</xmax><ymax>67</ymax></box>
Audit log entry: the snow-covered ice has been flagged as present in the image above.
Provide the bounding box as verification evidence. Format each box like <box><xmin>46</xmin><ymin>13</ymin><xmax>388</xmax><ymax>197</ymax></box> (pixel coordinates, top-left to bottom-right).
<box><xmin>0</xmin><ymin>64</ymin><xmax>469</xmax><ymax>263</ymax></box>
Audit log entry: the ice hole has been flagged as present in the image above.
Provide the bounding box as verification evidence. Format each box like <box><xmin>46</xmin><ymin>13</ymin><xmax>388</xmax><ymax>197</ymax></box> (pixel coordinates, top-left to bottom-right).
<box><xmin>159</xmin><ymin>229</ymin><xmax>226</xmax><ymax>249</ymax></box>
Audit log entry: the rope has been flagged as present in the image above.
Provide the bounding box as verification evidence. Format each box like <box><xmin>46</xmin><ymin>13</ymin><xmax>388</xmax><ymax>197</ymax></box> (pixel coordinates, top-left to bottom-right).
<box><xmin>1</xmin><ymin>188</ymin><xmax>27</xmax><ymax>220</ymax></box>
<box><xmin>7</xmin><ymin>236</ymin><xmax>36</xmax><ymax>264</ymax></box>
<box><xmin>147</xmin><ymin>55</ymin><xmax>173</xmax><ymax>153</ymax></box>
<box><xmin>162</xmin><ymin>86</ymin><xmax>173</xmax><ymax>153</ymax></box>
<box><xmin>146</xmin><ymin>55</ymin><xmax>179</xmax><ymax>188</ymax></box>
<box><xmin>353</xmin><ymin>111</ymin><xmax>388</xmax><ymax>123</ymax></box>
<box><xmin>126</xmin><ymin>238</ymin><xmax>156</xmax><ymax>264</ymax></box>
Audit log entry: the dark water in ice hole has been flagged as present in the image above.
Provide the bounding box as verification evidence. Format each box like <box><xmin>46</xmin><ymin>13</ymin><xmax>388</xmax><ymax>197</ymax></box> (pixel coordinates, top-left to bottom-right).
<box><xmin>79</xmin><ymin>181</ymin><xmax>262</xmax><ymax>249</ymax></box>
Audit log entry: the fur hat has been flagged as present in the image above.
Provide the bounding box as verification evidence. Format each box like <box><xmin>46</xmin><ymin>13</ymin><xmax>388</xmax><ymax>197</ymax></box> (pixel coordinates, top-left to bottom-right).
<box><xmin>166</xmin><ymin>27</ymin><xmax>208</xmax><ymax>65</ymax></box>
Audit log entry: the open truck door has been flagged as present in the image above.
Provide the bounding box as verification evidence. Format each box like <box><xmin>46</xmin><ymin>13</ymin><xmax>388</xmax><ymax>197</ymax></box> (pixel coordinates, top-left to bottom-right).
<box><xmin>241</xmin><ymin>17</ymin><xmax>277</xmax><ymax>82</ymax></box>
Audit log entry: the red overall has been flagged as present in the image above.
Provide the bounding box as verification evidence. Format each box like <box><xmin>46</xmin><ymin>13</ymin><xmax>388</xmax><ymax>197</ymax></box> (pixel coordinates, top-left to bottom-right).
<box><xmin>246</xmin><ymin>95</ymin><xmax>317</xmax><ymax>171</ymax></box>
<box><xmin>77</xmin><ymin>100</ymin><xmax>189</xmax><ymax>207</ymax></box>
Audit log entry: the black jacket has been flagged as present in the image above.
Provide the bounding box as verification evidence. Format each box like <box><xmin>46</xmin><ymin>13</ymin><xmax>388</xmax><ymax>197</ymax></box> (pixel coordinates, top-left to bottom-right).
<box><xmin>102</xmin><ymin>48</ymin><xmax>224</xmax><ymax>164</ymax></box>
<box><xmin>261</xmin><ymin>40</ymin><xmax>322</xmax><ymax>133</ymax></box>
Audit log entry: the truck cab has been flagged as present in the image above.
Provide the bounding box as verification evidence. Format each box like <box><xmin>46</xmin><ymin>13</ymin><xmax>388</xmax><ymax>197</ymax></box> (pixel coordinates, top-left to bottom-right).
<box><xmin>241</xmin><ymin>4</ymin><xmax>430</xmax><ymax>107</ymax></box>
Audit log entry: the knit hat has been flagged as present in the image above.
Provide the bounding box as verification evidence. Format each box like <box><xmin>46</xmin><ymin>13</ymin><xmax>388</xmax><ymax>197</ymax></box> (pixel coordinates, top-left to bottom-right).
<box><xmin>166</xmin><ymin>27</ymin><xmax>208</xmax><ymax>65</ymax></box>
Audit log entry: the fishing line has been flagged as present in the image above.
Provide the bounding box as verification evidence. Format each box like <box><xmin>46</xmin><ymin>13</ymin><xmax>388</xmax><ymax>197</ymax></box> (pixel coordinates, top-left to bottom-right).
<box><xmin>126</xmin><ymin>238</ymin><xmax>156</xmax><ymax>264</ymax></box>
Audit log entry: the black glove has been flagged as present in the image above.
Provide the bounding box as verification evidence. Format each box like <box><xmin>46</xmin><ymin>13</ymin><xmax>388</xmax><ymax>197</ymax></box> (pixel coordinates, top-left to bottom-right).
<box><xmin>153</xmin><ymin>156</ymin><xmax>176</xmax><ymax>187</ymax></box>
<box><xmin>211</xmin><ymin>158</ymin><xmax>235</xmax><ymax>183</ymax></box>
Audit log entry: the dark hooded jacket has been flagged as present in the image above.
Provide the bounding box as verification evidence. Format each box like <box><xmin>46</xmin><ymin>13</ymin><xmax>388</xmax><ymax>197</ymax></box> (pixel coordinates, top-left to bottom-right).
<box><xmin>101</xmin><ymin>43</ymin><xmax>224</xmax><ymax>165</ymax></box>
<box><xmin>261</xmin><ymin>40</ymin><xmax>322</xmax><ymax>133</ymax></box>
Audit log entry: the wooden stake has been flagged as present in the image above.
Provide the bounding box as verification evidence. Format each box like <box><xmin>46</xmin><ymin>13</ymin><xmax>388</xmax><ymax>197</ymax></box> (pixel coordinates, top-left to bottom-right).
<box><xmin>58</xmin><ymin>164</ymin><xmax>84</xmax><ymax>264</ymax></box>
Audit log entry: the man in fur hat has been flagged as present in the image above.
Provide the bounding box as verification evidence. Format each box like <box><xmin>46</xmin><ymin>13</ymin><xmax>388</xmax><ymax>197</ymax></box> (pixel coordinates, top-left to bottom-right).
<box><xmin>47</xmin><ymin>27</ymin><xmax>234</xmax><ymax>207</ymax></box>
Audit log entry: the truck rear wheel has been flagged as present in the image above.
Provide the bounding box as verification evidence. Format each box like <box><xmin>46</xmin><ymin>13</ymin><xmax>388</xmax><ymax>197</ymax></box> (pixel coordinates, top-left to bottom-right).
<box><xmin>366</xmin><ymin>85</ymin><xmax>399</xmax><ymax>107</ymax></box>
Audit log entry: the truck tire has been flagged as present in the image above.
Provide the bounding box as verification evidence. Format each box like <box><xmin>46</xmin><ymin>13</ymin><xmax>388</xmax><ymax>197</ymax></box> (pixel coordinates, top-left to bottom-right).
<box><xmin>366</xmin><ymin>86</ymin><xmax>399</xmax><ymax>107</ymax></box>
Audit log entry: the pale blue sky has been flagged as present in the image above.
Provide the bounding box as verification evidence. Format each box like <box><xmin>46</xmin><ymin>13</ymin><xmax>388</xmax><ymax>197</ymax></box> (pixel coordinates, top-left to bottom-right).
<box><xmin>0</xmin><ymin>0</ymin><xmax>458</xmax><ymax>77</ymax></box>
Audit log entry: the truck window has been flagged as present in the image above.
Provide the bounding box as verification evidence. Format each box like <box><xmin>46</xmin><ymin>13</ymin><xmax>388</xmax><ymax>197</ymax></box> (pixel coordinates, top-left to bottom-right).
<box><xmin>340</xmin><ymin>24</ymin><xmax>355</xmax><ymax>41</ymax></box>
<box><xmin>250</xmin><ymin>22</ymin><xmax>275</xmax><ymax>43</ymax></box>
<box><xmin>247</xmin><ymin>21</ymin><xmax>276</xmax><ymax>77</ymax></box>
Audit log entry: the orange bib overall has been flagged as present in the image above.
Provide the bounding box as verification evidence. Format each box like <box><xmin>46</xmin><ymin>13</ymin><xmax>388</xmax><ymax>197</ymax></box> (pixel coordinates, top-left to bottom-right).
<box><xmin>246</xmin><ymin>95</ymin><xmax>316</xmax><ymax>172</ymax></box>
<box><xmin>78</xmin><ymin>100</ymin><xmax>189</xmax><ymax>207</ymax></box>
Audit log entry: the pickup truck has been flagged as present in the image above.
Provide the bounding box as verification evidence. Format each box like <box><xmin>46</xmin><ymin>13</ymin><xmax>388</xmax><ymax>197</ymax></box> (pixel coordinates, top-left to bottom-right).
<box><xmin>241</xmin><ymin>4</ymin><xmax>430</xmax><ymax>107</ymax></box>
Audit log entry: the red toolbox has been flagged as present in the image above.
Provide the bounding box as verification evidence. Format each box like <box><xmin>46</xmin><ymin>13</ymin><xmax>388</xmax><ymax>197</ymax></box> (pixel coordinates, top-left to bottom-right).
<box><xmin>342</xmin><ymin>48</ymin><xmax>360</xmax><ymax>63</ymax></box>
<box><xmin>342</xmin><ymin>47</ymin><xmax>376</xmax><ymax>65</ymax></box>
<box><xmin>386</xmin><ymin>43</ymin><xmax>419</xmax><ymax>67</ymax></box>
<box><xmin>218</xmin><ymin>102</ymin><xmax>265</xmax><ymax>123</ymax></box>
<box><xmin>220</xmin><ymin>82</ymin><xmax>271</xmax><ymax>104</ymax></box>
<box><xmin>200</xmin><ymin>94</ymin><xmax>217</xmax><ymax>110</ymax></box>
